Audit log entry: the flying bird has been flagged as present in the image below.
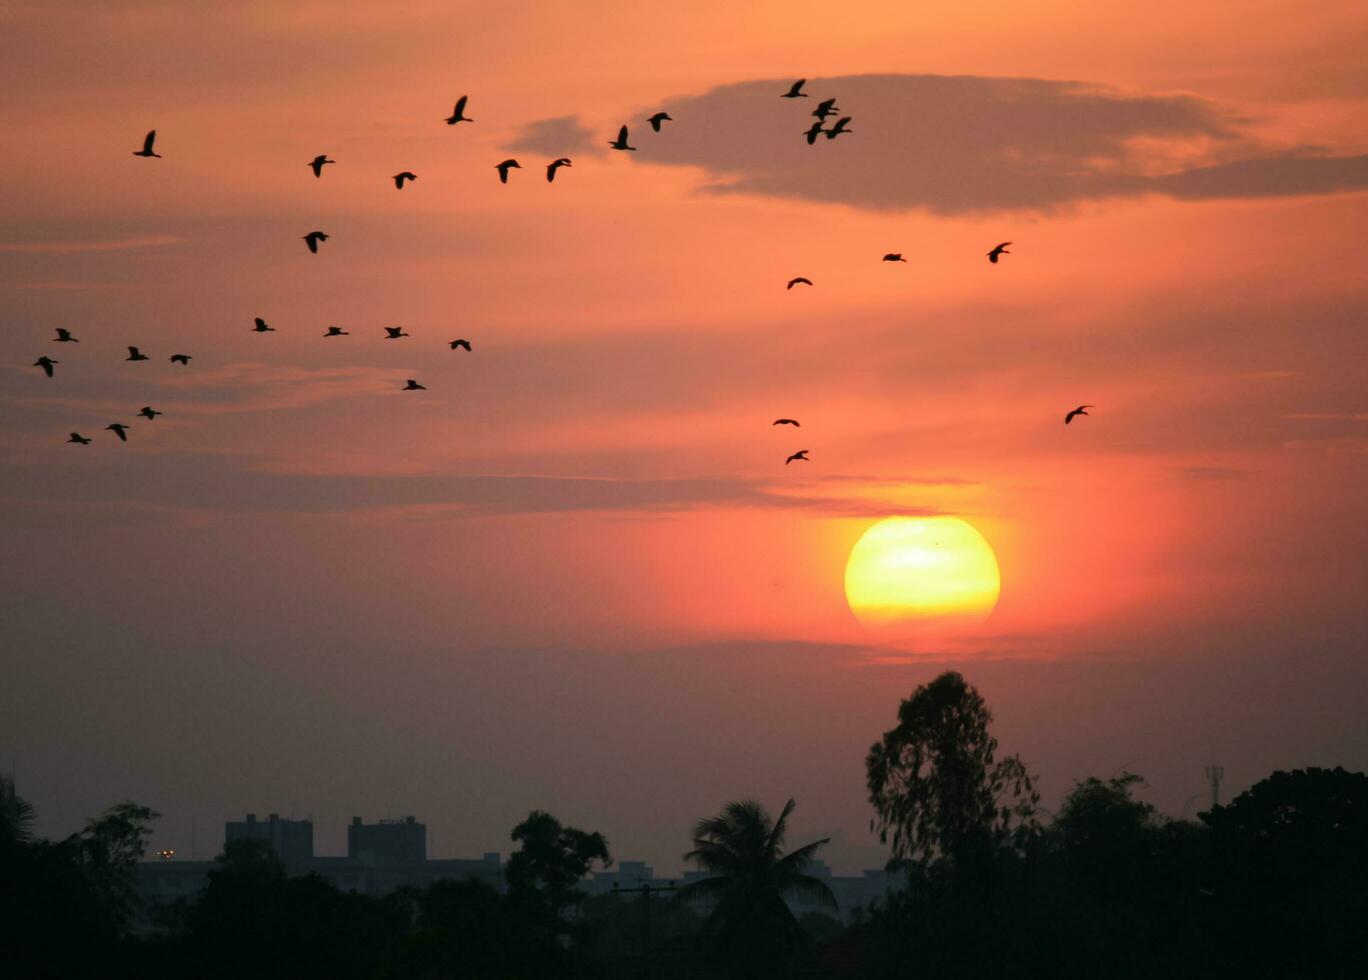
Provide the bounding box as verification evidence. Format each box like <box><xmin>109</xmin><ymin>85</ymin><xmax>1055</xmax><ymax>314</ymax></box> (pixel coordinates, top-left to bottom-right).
<box><xmin>132</xmin><ymin>130</ymin><xmax>161</xmax><ymax>158</ymax></box>
<box><xmin>402</xmin><ymin>379</ymin><xmax>426</xmax><ymax>391</ymax></box>
<box><xmin>68</xmin><ymin>432</ymin><xmax>91</xmax><ymax>445</ymax></box>
<box><xmin>773</xmin><ymin>418</ymin><xmax>801</xmax><ymax>427</ymax></box>
<box><xmin>384</xmin><ymin>326</ymin><xmax>409</xmax><ymax>339</ymax></box>
<box><xmin>309</xmin><ymin>154</ymin><xmax>334</xmax><ymax>177</ymax></box>
<box><xmin>169</xmin><ymin>354</ymin><xmax>191</xmax><ymax>365</ymax></box>
<box><xmin>785</xmin><ymin>450</ymin><xmax>810</xmax><ymax>465</ymax></box>
<box><xmin>303</xmin><ymin>231</ymin><xmax>328</xmax><ymax>253</ymax></box>
<box><xmin>34</xmin><ymin>356</ymin><xmax>57</xmax><ymax>377</ymax></box>
<box><xmin>252</xmin><ymin>317</ymin><xmax>274</xmax><ymax>333</ymax></box>
<box><xmin>546</xmin><ymin>158</ymin><xmax>572</xmax><ymax>182</ymax></box>
<box><xmin>54</xmin><ymin>328</ymin><xmax>78</xmax><ymax>343</ymax></box>
<box><xmin>445</xmin><ymin>95</ymin><xmax>472</xmax><ymax>124</ymax></box>
<box><xmin>138</xmin><ymin>406</ymin><xmax>163</xmax><ymax>420</ymax></box>
<box><xmin>882</xmin><ymin>253</ymin><xmax>907</xmax><ymax>262</ymax></box>
<box><xmin>324</xmin><ymin>326</ymin><xmax>349</xmax><ymax>337</ymax></box>
<box><xmin>393</xmin><ymin>171</ymin><xmax>417</xmax><ymax>189</ymax></box>
<box><xmin>802</xmin><ymin>122</ymin><xmax>825</xmax><ymax>145</ymax></box>
<box><xmin>608</xmin><ymin>126</ymin><xmax>636</xmax><ymax>151</ymax></box>
<box><xmin>495</xmin><ymin>159</ymin><xmax>521</xmax><ymax>183</ymax></box>
<box><xmin>825</xmin><ymin>117</ymin><xmax>852</xmax><ymax>139</ymax></box>
<box><xmin>786</xmin><ymin>277</ymin><xmax>813</xmax><ymax>289</ymax></box>
<box><xmin>449</xmin><ymin>339</ymin><xmax>472</xmax><ymax>351</ymax></box>
<box><xmin>126</xmin><ymin>346</ymin><xmax>150</xmax><ymax>361</ymax></box>
<box><xmin>782</xmin><ymin>79</ymin><xmax>808</xmax><ymax>98</ymax></box>
<box><xmin>106</xmin><ymin>423</ymin><xmax>130</xmax><ymax>442</ymax></box>
<box><xmin>812</xmin><ymin>98</ymin><xmax>839</xmax><ymax>120</ymax></box>
<box><xmin>1064</xmin><ymin>404</ymin><xmax>1093</xmax><ymax>425</ymax></box>
<box><xmin>647</xmin><ymin>112</ymin><xmax>672</xmax><ymax>132</ymax></box>
<box><xmin>987</xmin><ymin>242</ymin><xmax>1012</xmax><ymax>263</ymax></box>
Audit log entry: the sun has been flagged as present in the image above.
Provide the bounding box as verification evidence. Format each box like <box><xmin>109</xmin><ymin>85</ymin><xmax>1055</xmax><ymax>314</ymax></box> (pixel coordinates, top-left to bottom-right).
<box><xmin>844</xmin><ymin>517</ymin><xmax>1001</xmax><ymax>643</ymax></box>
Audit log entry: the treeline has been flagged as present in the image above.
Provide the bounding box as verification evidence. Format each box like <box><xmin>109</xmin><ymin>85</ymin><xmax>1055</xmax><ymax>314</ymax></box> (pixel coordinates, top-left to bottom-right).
<box><xmin>4</xmin><ymin>670</ymin><xmax>1367</xmax><ymax>979</ymax></box>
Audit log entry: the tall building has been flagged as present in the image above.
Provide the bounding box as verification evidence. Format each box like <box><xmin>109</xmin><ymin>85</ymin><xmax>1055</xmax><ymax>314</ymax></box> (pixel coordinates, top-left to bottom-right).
<box><xmin>348</xmin><ymin>815</ymin><xmax>426</xmax><ymax>864</ymax></box>
<box><xmin>224</xmin><ymin>813</ymin><xmax>313</xmax><ymax>866</ymax></box>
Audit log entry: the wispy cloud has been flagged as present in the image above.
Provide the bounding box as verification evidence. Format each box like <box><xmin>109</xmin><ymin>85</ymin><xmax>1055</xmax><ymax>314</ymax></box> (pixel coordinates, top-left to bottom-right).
<box><xmin>0</xmin><ymin>450</ymin><xmax>941</xmax><ymax>519</ymax></box>
<box><xmin>0</xmin><ymin>234</ymin><xmax>184</xmax><ymax>253</ymax></box>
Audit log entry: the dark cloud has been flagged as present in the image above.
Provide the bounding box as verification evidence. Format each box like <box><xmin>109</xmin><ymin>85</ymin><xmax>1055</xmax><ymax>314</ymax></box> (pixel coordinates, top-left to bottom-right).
<box><xmin>505</xmin><ymin>115</ymin><xmax>602</xmax><ymax>156</ymax></box>
<box><xmin>531</xmin><ymin>73</ymin><xmax>1368</xmax><ymax>213</ymax></box>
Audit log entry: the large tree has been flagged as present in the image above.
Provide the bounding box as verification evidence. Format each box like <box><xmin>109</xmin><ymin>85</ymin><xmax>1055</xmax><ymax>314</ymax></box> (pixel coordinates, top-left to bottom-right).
<box><xmin>677</xmin><ymin>798</ymin><xmax>836</xmax><ymax>976</ymax></box>
<box><xmin>866</xmin><ymin>671</ymin><xmax>1039</xmax><ymax>867</ymax></box>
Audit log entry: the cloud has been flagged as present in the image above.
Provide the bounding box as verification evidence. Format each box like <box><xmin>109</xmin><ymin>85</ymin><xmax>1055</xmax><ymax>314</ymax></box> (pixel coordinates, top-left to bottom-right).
<box><xmin>553</xmin><ymin>73</ymin><xmax>1368</xmax><ymax>213</ymax></box>
<box><xmin>505</xmin><ymin>115</ymin><xmax>602</xmax><ymax>156</ymax></box>
<box><xmin>0</xmin><ymin>451</ymin><xmax>939</xmax><ymax>518</ymax></box>
<box><xmin>0</xmin><ymin>234</ymin><xmax>184</xmax><ymax>253</ymax></box>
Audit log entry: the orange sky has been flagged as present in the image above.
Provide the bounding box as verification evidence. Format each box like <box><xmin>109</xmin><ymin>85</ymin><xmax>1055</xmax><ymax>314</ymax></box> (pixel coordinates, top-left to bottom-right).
<box><xmin>3</xmin><ymin>0</ymin><xmax>1367</xmax><ymax>873</ymax></box>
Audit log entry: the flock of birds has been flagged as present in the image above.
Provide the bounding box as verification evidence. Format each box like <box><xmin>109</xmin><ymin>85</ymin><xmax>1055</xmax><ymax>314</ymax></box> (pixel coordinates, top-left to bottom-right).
<box><xmin>36</xmin><ymin>81</ymin><xmax>1093</xmax><ymax>459</ymax></box>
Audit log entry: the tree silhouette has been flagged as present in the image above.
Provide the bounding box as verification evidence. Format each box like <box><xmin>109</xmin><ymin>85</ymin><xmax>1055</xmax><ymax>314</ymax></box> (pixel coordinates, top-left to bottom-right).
<box><xmin>0</xmin><ymin>775</ymin><xmax>36</xmax><ymax>849</ymax></box>
<box><xmin>677</xmin><ymin>798</ymin><xmax>835</xmax><ymax>977</ymax></box>
<box><xmin>866</xmin><ymin>671</ymin><xmax>1039</xmax><ymax>868</ymax></box>
<box><xmin>1201</xmin><ymin>766</ymin><xmax>1368</xmax><ymax>975</ymax></box>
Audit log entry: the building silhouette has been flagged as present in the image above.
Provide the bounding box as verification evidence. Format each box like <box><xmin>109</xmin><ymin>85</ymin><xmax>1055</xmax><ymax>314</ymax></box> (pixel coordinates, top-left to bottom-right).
<box><xmin>138</xmin><ymin>812</ymin><xmax>900</xmax><ymax>925</ymax></box>
<box><xmin>224</xmin><ymin>812</ymin><xmax>313</xmax><ymax>865</ymax></box>
<box><xmin>348</xmin><ymin>815</ymin><xmax>425</xmax><ymax>863</ymax></box>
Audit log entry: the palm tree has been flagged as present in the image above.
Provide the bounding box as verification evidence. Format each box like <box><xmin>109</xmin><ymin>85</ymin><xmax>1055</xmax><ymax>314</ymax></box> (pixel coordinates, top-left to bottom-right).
<box><xmin>0</xmin><ymin>774</ymin><xmax>36</xmax><ymax>848</ymax></box>
<box><xmin>677</xmin><ymin>799</ymin><xmax>836</xmax><ymax>974</ymax></box>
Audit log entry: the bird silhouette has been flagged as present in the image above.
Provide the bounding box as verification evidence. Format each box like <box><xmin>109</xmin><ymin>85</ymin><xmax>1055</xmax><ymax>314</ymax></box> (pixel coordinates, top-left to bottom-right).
<box><xmin>384</xmin><ymin>326</ymin><xmax>409</xmax><ymax>339</ymax></box>
<box><xmin>54</xmin><ymin>328</ymin><xmax>78</xmax><ymax>343</ymax></box>
<box><xmin>449</xmin><ymin>339</ymin><xmax>472</xmax><ymax>351</ymax></box>
<box><xmin>773</xmin><ymin>418</ymin><xmax>801</xmax><ymax>427</ymax></box>
<box><xmin>803</xmin><ymin>122</ymin><xmax>825</xmax><ymax>145</ymax></box>
<box><xmin>987</xmin><ymin>242</ymin><xmax>1012</xmax><ymax>263</ymax></box>
<box><xmin>34</xmin><ymin>356</ymin><xmax>57</xmax><ymax>377</ymax></box>
<box><xmin>106</xmin><ymin>423</ymin><xmax>130</xmax><ymax>441</ymax></box>
<box><xmin>393</xmin><ymin>171</ymin><xmax>417</xmax><ymax>189</ymax></box>
<box><xmin>782</xmin><ymin>79</ymin><xmax>808</xmax><ymax>98</ymax></box>
<box><xmin>68</xmin><ymin>432</ymin><xmax>91</xmax><ymax>445</ymax></box>
<box><xmin>812</xmin><ymin>98</ymin><xmax>839</xmax><ymax>120</ymax></box>
<box><xmin>496</xmin><ymin>159</ymin><xmax>521</xmax><ymax>183</ymax></box>
<box><xmin>882</xmin><ymin>253</ymin><xmax>907</xmax><ymax>263</ymax></box>
<box><xmin>546</xmin><ymin>158</ymin><xmax>572</xmax><ymax>182</ymax></box>
<box><xmin>648</xmin><ymin>112</ymin><xmax>672</xmax><ymax>131</ymax></box>
<box><xmin>133</xmin><ymin>130</ymin><xmax>161</xmax><ymax>158</ymax></box>
<box><xmin>309</xmin><ymin>154</ymin><xmax>334</xmax><ymax>177</ymax></box>
<box><xmin>402</xmin><ymin>379</ymin><xmax>426</xmax><ymax>391</ymax></box>
<box><xmin>1064</xmin><ymin>405</ymin><xmax>1093</xmax><ymax>424</ymax></box>
<box><xmin>126</xmin><ymin>346</ymin><xmax>150</xmax><ymax>361</ymax></box>
<box><xmin>138</xmin><ymin>406</ymin><xmax>163</xmax><ymax>420</ymax></box>
<box><xmin>445</xmin><ymin>95</ymin><xmax>472</xmax><ymax>124</ymax></box>
<box><xmin>252</xmin><ymin>317</ymin><xmax>274</xmax><ymax>333</ymax></box>
<box><xmin>825</xmin><ymin>117</ymin><xmax>852</xmax><ymax>139</ymax></box>
<box><xmin>169</xmin><ymin>354</ymin><xmax>191</xmax><ymax>365</ymax></box>
<box><xmin>303</xmin><ymin>231</ymin><xmax>328</xmax><ymax>253</ymax></box>
<box><xmin>608</xmin><ymin>126</ymin><xmax>637</xmax><ymax>151</ymax></box>
<box><xmin>786</xmin><ymin>277</ymin><xmax>813</xmax><ymax>289</ymax></box>
<box><xmin>785</xmin><ymin>450</ymin><xmax>810</xmax><ymax>464</ymax></box>
<box><xmin>324</xmin><ymin>326</ymin><xmax>349</xmax><ymax>337</ymax></box>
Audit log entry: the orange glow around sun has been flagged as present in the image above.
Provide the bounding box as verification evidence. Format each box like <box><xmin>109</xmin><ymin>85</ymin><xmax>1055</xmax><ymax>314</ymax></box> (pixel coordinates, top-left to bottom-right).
<box><xmin>844</xmin><ymin>516</ymin><xmax>1001</xmax><ymax>644</ymax></box>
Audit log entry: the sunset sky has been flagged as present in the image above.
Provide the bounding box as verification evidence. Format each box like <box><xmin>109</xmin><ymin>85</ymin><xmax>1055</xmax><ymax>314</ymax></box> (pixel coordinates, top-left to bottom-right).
<box><xmin>3</xmin><ymin>1</ymin><xmax>1367</xmax><ymax>873</ymax></box>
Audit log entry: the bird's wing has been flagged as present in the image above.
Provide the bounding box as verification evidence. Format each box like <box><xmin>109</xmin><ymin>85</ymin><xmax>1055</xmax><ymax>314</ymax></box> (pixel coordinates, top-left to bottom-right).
<box><xmin>455</xmin><ymin>95</ymin><xmax>467</xmax><ymax>113</ymax></box>
<box><xmin>997</xmin><ymin>242</ymin><xmax>1012</xmax><ymax>249</ymax></box>
<box><xmin>617</xmin><ymin>125</ymin><xmax>629</xmax><ymax>141</ymax></box>
<box><xmin>143</xmin><ymin>130</ymin><xmax>156</xmax><ymax>151</ymax></box>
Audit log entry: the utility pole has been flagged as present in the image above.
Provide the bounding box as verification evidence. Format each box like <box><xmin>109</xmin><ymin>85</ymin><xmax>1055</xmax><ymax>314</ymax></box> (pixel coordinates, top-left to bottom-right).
<box><xmin>1204</xmin><ymin>765</ymin><xmax>1224</xmax><ymax>809</ymax></box>
<box><xmin>612</xmin><ymin>881</ymin><xmax>677</xmax><ymax>980</ymax></box>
